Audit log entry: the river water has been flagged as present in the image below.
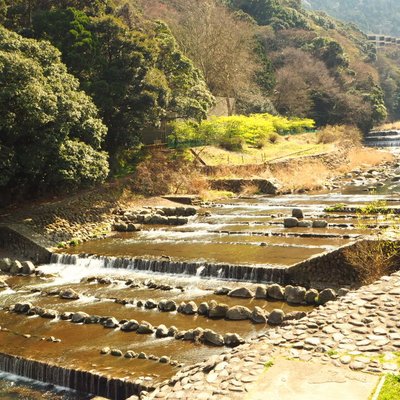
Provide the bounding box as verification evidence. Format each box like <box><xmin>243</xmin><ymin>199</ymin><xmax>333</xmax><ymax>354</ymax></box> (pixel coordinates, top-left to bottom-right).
<box><xmin>1</xmin><ymin>159</ymin><xmax>400</xmax><ymax>399</ymax></box>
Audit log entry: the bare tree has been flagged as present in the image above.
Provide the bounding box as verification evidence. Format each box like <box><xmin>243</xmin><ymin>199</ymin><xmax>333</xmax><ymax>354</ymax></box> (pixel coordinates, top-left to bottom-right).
<box><xmin>272</xmin><ymin>47</ymin><xmax>338</xmax><ymax>116</ymax></box>
<box><xmin>139</xmin><ymin>0</ymin><xmax>260</xmax><ymax>115</ymax></box>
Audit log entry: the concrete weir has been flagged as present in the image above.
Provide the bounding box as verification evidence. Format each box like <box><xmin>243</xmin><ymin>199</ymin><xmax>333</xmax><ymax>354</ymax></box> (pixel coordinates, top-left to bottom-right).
<box><xmin>0</xmin><ymin>352</ymin><xmax>148</xmax><ymax>399</ymax></box>
<box><xmin>51</xmin><ymin>253</ymin><xmax>289</xmax><ymax>284</ymax></box>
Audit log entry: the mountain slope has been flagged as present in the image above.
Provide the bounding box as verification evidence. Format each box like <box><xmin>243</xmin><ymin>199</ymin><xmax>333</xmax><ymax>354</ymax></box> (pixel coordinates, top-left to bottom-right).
<box><xmin>304</xmin><ymin>0</ymin><xmax>400</xmax><ymax>36</ymax></box>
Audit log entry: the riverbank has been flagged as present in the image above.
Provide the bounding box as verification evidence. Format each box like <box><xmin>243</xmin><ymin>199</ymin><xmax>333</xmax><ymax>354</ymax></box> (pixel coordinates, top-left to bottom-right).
<box><xmin>0</xmin><ymin>146</ymin><xmax>400</xmax><ymax>400</ymax></box>
<box><xmin>146</xmin><ymin>269</ymin><xmax>400</xmax><ymax>399</ymax></box>
<box><xmin>0</xmin><ymin>144</ymin><xmax>395</xmax><ymax>248</ymax></box>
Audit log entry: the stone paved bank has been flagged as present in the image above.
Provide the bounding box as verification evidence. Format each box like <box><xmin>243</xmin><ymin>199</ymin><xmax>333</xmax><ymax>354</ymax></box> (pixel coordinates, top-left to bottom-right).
<box><xmin>144</xmin><ymin>271</ymin><xmax>400</xmax><ymax>400</ymax></box>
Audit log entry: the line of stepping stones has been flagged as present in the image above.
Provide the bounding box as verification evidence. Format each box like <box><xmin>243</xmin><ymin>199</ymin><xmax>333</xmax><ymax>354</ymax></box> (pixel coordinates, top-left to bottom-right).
<box><xmin>142</xmin><ymin>271</ymin><xmax>400</xmax><ymax>400</ymax></box>
<box><xmin>7</xmin><ymin>302</ymin><xmax>247</xmax><ymax>348</ymax></box>
<box><xmin>0</xmin><ymin>258</ymin><xmax>37</xmax><ymax>276</ymax></box>
<box><xmin>0</xmin><ymin>324</ymin><xmax>61</xmax><ymax>343</ymax></box>
<box><xmin>100</xmin><ymin>346</ymin><xmax>181</xmax><ymax>368</ymax></box>
<box><xmin>33</xmin><ymin>285</ymin><xmax>320</xmax><ymax>326</ymax></box>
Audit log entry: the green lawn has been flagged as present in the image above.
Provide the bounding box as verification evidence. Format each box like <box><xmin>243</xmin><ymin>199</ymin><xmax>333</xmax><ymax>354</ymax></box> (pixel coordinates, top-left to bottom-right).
<box><xmin>378</xmin><ymin>375</ymin><xmax>400</xmax><ymax>400</ymax></box>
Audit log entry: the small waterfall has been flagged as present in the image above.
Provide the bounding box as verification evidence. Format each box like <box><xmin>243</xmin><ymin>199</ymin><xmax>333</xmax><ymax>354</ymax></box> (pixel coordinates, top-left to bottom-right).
<box><xmin>0</xmin><ymin>352</ymin><xmax>147</xmax><ymax>399</ymax></box>
<box><xmin>364</xmin><ymin>130</ymin><xmax>400</xmax><ymax>147</ymax></box>
<box><xmin>51</xmin><ymin>253</ymin><xmax>288</xmax><ymax>284</ymax></box>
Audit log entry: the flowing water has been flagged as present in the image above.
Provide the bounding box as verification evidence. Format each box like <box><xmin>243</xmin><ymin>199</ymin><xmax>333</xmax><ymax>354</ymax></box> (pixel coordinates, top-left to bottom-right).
<box><xmin>2</xmin><ymin>166</ymin><xmax>400</xmax><ymax>398</ymax></box>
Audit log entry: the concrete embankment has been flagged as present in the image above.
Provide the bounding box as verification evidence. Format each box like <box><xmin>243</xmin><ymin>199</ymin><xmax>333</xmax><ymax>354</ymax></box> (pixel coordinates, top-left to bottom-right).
<box><xmin>0</xmin><ymin>224</ymin><xmax>53</xmax><ymax>264</ymax></box>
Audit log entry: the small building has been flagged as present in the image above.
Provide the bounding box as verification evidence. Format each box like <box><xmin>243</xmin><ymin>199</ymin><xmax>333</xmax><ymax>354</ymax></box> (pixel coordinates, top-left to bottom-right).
<box><xmin>208</xmin><ymin>96</ymin><xmax>236</xmax><ymax>118</ymax></box>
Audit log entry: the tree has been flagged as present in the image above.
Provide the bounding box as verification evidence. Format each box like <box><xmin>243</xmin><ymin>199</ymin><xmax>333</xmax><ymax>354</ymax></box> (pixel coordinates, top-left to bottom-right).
<box><xmin>153</xmin><ymin>21</ymin><xmax>214</xmax><ymax>120</ymax></box>
<box><xmin>228</xmin><ymin>0</ymin><xmax>309</xmax><ymax>30</ymax></box>
<box><xmin>306</xmin><ymin>37</ymin><xmax>349</xmax><ymax>70</ymax></box>
<box><xmin>3</xmin><ymin>0</ymin><xmax>110</xmax><ymax>33</ymax></box>
<box><xmin>152</xmin><ymin>0</ymin><xmax>261</xmax><ymax>115</ymax></box>
<box><xmin>0</xmin><ymin>26</ymin><xmax>108</xmax><ymax>197</ymax></box>
<box><xmin>31</xmin><ymin>6</ymin><xmax>213</xmax><ymax>170</ymax></box>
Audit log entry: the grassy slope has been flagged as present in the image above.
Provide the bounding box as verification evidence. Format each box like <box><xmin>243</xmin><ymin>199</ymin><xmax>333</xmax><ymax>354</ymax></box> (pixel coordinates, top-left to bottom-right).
<box><xmin>197</xmin><ymin>133</ymin><xmax>333</xmax><ymax>166</ymax></box>
<box><xmin>378</xmin><ymin>375</ymin><xmax>400</xmax><ymax>400</ymax></box>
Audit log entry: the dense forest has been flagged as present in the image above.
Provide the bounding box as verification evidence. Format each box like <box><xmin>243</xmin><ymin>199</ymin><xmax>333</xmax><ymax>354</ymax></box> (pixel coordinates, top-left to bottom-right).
<box><xmin>304</xmin><ymin>0</ymin><xmax>400</xmax><ymax>37</ymax></box>
<box><xmin>1</xmin><ymin>0</ymin><xmax>400</xmax><ymax>201</ymax></box>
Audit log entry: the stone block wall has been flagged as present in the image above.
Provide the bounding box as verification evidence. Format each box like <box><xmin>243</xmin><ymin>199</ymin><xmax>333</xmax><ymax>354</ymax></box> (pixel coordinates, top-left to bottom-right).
<box><xmin>286</xmin><ymin>242</ymin><xmax>362</xmax><ymax>290</ymax></box>
<box><xmin>0</xmin><ymin>224</ymin><xmax>53</xmax><ymax>264</ymax></box>
<box><xmin>209</xmin><ymin>178</ymin><xmax>279</xmax><ymax>194</ymax></box>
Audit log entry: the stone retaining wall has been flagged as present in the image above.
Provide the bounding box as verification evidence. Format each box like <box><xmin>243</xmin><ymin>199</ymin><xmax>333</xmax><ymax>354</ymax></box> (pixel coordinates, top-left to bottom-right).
<box><xmin>0</xmin><ymin>224</ymin><xmax>53</xmax><ymax>264</ymax></box>
<box><xmin>286</xmin><ymin>241</ymin><xmax>362</xmax><ymax>289</ymax></box>
<box><xmin>209</xmin><ymin>178</ymin><xmax>279</xmax><ymax>194</ymax></box>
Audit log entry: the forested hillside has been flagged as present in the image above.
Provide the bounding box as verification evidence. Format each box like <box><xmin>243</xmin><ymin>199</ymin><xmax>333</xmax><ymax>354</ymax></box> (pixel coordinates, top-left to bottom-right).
<box><xmin>1</xmin><ymin>0</ymin><xmax>400</xmax><ymax>202</ymax></box>
<box><xmin>304</xmin><ymin>0</ymin><xmax>400</xmax><ymax>36</ymax></box>
<box><xmin>142</xmin><ymin>0</ymin><xmax>398</xmax><ymax>128</ymax></box>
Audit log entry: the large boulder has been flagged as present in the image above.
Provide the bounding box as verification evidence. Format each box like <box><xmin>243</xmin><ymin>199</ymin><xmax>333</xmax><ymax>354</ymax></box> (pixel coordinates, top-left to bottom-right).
<box><xmin>21</xmin><ymin>261</ymin><xmax>36</xmax><ymax>275</ymax></box>
<box><xmin>267</xmin><ymin>284</ymin><xmax>285</xmax><ymax>300</ymax></box>
<box><xmin>208</xmin><ymin>303</ymin><xmax>229</xmax><ymax>319</ymax></box>
<box><xmin>214</xmin><ymin>287</ymin><xmax>230</xmax><ymax>295</ymax></box>
<box><xmin>192</xmin><ymin>327</ymin><xmax>204</xmax><ymax>340</ymax></box>
<box><xmin>285</xmin><ymin>286</ymin><xmax>306</xmax><ymax>304</ymax></box>
<box><xmin>113</xmin><ymin>223</ymin><xmax>128</xmax><ymax>232</ymax></box>
<box><xmin>41</xmin><ymin>309</ymin><xmax>58</xmax><ymax>319</ymax></box>
<box><xmin>183</xmin><ymin>330</ymin><xmax>195</xmax><ymax>341</ymax></box>
<box><xmin>126</xmin><ymin>224</ymin><xmax>140</xmax><ymax>232</ymax></box>
<box><xmin>292</xmin><ymin>208</ymin><xmax>304</xmax><ymax>219</ymax></box>
<box><xmin>337</xmin><ymin>288</ymin><xmax>350</xmax><ymax>297</ymax></box>
<box><xmin>0</xmin><ymin>258</ymin><xmax>12</xmax><ymax>272</ymax></box>
<box><xmin>84</xmin><ymin>315</ymin><xmax>101</xmax><ymax>324</ymax></box>
<box><xmin>228</xmin><ymin>287</ymin><xmax>254</xmax><ymax>298</ymax></box>
<box><xmin>224</xmin><ymin>333</ymin><xmax>245</xmax><ymax>347</ymax></box>
<box><xmin>198</xmin><ymin>302</ymin><xmax>209</xmax><ymax>316</ymax></box>
<box><xmin>121</xmin><ymin>320</ymin><xmax>139</xmax><ymax>332</ymax></box>
<box><xmin>251</xmin><ymin>306</ymin><xmax>267</xmax><ymax>324</ymax></box>
<box><xmin>60</xmin><ymin>312</ymin><xmax>73</xmax><ymax>320</ymax></box>
<box><xmin>14</xmin><ymin>302</ymin><xmax>33</xmax><ymax>314</ymax></box>
<box><xmin>268</xmin><ymin>309</ymin><xmax>285</xmax><ymax>325</ymax></box>
<box><xmin>158</xmin><ymin>299</ymin><xmax>177</xmax><ymax>312</ymax></box>
<box><xmin>226</xmin><ymin>306</ymin><xmax>252</xmax><ymax>321</ymax></box>
<box><xmin>203</xmin><ymin>329</ymin><xmax>224</xmax><ymax>346</ymax></box>
<box><xmin>103</xmin><ymin>317</ymin><xmax>120</xmax><ymax>329</ymax></box>
<box><xmin>110</xmin><ymin>349</ymin><xmax>123</xmax><ymax>357</ymax></box>
<box><xmin>124</xmin><ymin>351</ymin><xmax>137</xmax><ymax>359</ymax></box>
<box><xmin>10</xmin><ymin>260</ymin><xmax>23</xmax><ymax>275</ymax></box>
<box><xmin>168</xmin><ymin>326</ymin><xmax>178</xmax><ymax>337</ymax></box>
<box><xmin>144</xmin><ymin>299</ymin><xmax>157</xmax><ymax>309</ymax></box>
<box><xmin>59</xmin><ymin>288</ymin><xmax>80</xmax><ymax>300</ymax></box>
<box><xmin>298</xmin><ymin>221</ymin><xmax>312</xmax><ymax>228</ymax></box>
<box><xmin>312</xmin><ymin>220</ymin><xmax>328</xmax><ymax>228</ymax></box>
<box><xmin>317</xmin><ymin>288</ymin><xmax>337</xmax><ymax>305</ymax></box>
<box><xmin>137</xmin><ymin>321</ymin><xmax>155</xmax><ymax>334</ymax></box>
<box><xmin>71</xmin><ymin>312</ymin><xmax>90</xmax><ymax>323</ymax></box>
<box><xmin>156</xmin><ymin>324</ymin><xmax>169</xmax><ymax>338</ymax></box>
<box><xmin>255</xmin><ymin>286</ymin><xmax>267</xmax><ymax>299</ymax></box>
<box><xmin>182</xmin><ymin>301</ymin><xmax>198</xmax><ymax>315</ymax></box>
<box><xmin>284</xmin><ymin>218</ymin><xmax>298</xmax><ymax>228</ymax></box>
<box><xmin>149</xmin><ymin>214</ymin><xmax>169</xmax><ymax>225</ymax></box>
<box><xmin>305</xmin><ymin>289</ymin><xmax>319</xmax><ymax>305</ymax></box>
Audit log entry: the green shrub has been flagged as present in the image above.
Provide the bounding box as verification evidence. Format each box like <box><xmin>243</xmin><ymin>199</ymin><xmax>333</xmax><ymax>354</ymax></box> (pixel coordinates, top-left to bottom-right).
<box><xmin>325</xmin><ymin>203</ymin><xmax>346</xmax><ymax>212</ymax></box>
<box><xmin>219</xmin><ymin>136</ymin><xmax>245</xmax><ymax>151</ymax></box>
<box><xmin>169</xmin><ymin>113</ymin><xmax>315</xmax><ymax>149</ymax></box>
